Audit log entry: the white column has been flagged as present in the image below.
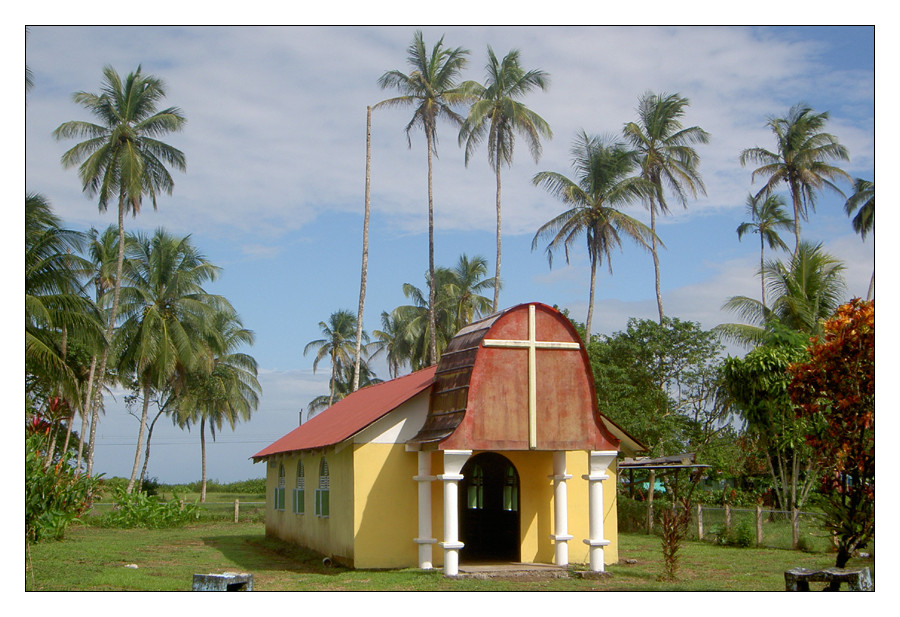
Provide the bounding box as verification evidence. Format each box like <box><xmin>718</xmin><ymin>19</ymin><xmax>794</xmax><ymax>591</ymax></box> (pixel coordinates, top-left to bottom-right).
<box><xmin>413</xmin><ymin>451</ymin><xmax>436</xmax><ymax>569</ymax></box>
<box><xmin>583</xmin><ymin>450</ymin><xmax>617</xmax><ymax>572</ymax></box>
<box><xmin>437</xmin><ymin>450</ymin><xmax>471</xmax><ymax>576</ymax></box>
<box><xmin>549</xmin><ymin>451</ymin><xmax>573</xmax><ymax>566</ymax></box>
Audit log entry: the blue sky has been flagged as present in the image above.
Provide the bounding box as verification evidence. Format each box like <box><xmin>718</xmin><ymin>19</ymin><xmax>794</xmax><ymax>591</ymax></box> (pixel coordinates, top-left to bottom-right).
<box><xmin>24</xmin><ymin>25</ymin><xmax>875</xmax><ymax>484</ymax></box>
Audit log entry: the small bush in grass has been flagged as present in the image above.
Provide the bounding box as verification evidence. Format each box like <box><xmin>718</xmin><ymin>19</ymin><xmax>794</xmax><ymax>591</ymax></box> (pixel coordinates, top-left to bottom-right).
<box><xmin>26</xmin><ymin>434</ymin><xmax>100</xmax><ymax>543</ymax></box>
<box><xmin>100</xmin><ymin>487</ymin><xmax>200</xmax><ymax>529</ymax></box>
<box><xmin>727</xmin><ymin>519</ymin><xmax>755</xmax><ymax>547</ymax></box>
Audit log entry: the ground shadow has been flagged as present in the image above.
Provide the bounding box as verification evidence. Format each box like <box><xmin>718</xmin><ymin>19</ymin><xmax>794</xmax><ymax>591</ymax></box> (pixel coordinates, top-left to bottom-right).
<box><xmin>200</xmin><ymin>533</ymin><xmax>347</xmax><ymax>578</ymax></box>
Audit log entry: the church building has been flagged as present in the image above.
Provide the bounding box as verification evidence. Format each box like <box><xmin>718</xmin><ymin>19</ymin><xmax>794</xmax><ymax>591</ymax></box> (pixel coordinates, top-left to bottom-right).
<box><xmin>252</xmin><ymin>302</ymin><xmax>643</xmax><ymax>575</ymax></box>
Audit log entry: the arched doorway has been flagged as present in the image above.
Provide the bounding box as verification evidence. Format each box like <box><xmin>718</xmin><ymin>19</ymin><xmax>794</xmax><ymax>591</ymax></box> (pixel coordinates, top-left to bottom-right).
<box><xmin>459</xmin><ymin>452</ymin><xmax>520</xmax><ymax>562</ymax></box>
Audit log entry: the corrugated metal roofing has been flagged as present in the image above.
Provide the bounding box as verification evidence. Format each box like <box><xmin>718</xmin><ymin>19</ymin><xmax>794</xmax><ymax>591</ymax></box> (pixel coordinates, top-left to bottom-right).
<box><xmin>250</xmin><ymin>366</ymin><xmax>436</xmax><ymax>460</ymax></box>
<box><xmin>407</xmin><ymin>307</ymin><xmax>509</xmax><ymax>444</ymax></box>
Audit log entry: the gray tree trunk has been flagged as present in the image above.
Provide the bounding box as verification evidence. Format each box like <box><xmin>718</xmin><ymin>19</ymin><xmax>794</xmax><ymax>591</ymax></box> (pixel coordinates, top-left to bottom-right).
<box><xmin>353</xmin><ymin>106</ymin><xmax>372</xmax><ymax>392</ymax></box>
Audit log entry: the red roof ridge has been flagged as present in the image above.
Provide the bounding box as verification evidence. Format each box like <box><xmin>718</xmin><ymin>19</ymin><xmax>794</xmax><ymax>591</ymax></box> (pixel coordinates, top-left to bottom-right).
<box><xmin>251</xmin><ymin>365</ymin><xmax>437</xmax><ymax>460</ymax></box>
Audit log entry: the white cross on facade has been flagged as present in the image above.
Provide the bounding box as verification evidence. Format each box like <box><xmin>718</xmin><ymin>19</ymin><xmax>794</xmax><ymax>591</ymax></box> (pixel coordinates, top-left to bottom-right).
<box><xmin>482</xmin><ymin>304</ymin><xmax>582</xmax><ymax>449</ymax></box>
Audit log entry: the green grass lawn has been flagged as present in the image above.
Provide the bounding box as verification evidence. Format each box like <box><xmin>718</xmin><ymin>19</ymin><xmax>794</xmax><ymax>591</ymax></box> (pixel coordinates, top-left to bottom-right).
<box><xmin>24</xmin><ymin>521</ymin><xmax>875</xmax><ymax>591</ymax></box>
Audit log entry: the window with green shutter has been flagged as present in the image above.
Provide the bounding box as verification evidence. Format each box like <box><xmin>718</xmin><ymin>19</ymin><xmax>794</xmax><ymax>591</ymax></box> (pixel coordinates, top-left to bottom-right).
<box><xmin>315</xmin><ymin>458</ymin><xmax>330</xmax><ymax>517</ymax></box>
<box><xmin>274</xmin><ymin>463</ymin><xmax>286</xmax><ymax>511</ymax></box>
<box><xmin>293</xmin><ymin>460</ymin><xmax>305</xmax><ymax>514</ymax></box>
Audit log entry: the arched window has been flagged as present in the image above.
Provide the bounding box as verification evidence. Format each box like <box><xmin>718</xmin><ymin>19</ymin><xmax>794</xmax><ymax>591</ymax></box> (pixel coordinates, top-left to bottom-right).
<box><xmin>467</xmin><ymin>465</ymin><xmax>484</xmax><ymax>510</ymax></box>
<box><xmin>503</xmin><ymin>464</ymin><xmax>519</xmax><ymax>512</ymax></box>
<box><xmin>274</xmin><ymin>463</ymin><xmax>286</xmax><ymax>511</ymax></box>
<box><xmin>315</xmin><ymin>457</ymin><xmax>330</xmax><ymax>517</ymax></box>
<box><xmin>292</xmin><ymin>460</ymin><xmax>305</xmax><ymax>514</ymax></box>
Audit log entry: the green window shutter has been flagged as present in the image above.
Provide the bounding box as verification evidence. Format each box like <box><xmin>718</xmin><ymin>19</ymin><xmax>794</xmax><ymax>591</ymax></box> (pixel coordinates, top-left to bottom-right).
<box><xmin>315</xmin><ymin>489</ymin><xmax>330</xmax><ymax>517</ymax></box>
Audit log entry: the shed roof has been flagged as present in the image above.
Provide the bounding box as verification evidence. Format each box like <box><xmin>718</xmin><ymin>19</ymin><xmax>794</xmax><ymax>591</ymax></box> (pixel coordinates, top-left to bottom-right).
<box><xmin>251</xmin><ymin>366</ymin><xmax>436</xmax><ymax>461</ymax></box>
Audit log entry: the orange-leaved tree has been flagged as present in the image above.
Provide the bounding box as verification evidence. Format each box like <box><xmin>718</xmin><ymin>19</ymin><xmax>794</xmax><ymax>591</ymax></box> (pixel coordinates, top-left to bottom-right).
<box><xmin>788</xmin><ymin>298</ymin><xmax>874</xmax><ymax>568</ymax></box>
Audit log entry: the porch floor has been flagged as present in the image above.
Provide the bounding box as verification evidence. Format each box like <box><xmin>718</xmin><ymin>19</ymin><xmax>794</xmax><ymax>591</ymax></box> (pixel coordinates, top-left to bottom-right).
<box><xmin>455</xmin><ymin>562</ymin><xmax>569</xmax><ymax>579</ymax></box>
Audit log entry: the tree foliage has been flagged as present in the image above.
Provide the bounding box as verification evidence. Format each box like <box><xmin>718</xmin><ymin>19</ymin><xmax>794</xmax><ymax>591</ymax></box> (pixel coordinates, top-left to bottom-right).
<box><xmin>721</xmin><ymin>327</ymin><xmax>818</xmax><ymax>512</ymax></box>
<box><xmin>586</xmin><ymin>317</ymin><xmax>732</xmax><ymax>464</ymax></box>
<box><xmin>788</xmin><ymin>298</ymin><xmax>874</xmax><ymax>567</ymax></box>
<box><xmin>458</xmin><ymin>46</ymin><xmax>551</xmax><ymax>311</ymax></box>
<box><xmin>532</xmin><ymin>132</ymin><xmax>654</xmax><ymax>336</ymax></box>
<box><xmin>740</xmin><ymin>103</ymin><xmax>850</xmax><ymax>255</ymax></box>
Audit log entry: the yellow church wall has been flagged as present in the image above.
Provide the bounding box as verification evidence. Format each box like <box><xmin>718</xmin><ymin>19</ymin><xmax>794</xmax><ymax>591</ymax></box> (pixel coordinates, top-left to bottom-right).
<box><xmin>265</xmin><ymin>446</ymin><xmax>619</xmax><ymax>569</ymax></box>
<box><xmin>351</xmin><ymin>442</ymin><xmax>421</xmax><ymax>569</ymax></box>
<box><xmin>263</xmin><ymin>448</ymin><xmax>356</xmax><ymax>565</ymax></box>
<box><xmin>498</xmin><ymin>450</ymin><xmax>555</xmax><ymax>563</ymax></box>
<box><xmin>563</xmin><ymin>451</ymin><xmax>619</xmax><ymax>566</ymax></box>
<box><xmin>423</xmin><ymin>449</ymin><xmax>618</xmax><ymax>567</ymax></box>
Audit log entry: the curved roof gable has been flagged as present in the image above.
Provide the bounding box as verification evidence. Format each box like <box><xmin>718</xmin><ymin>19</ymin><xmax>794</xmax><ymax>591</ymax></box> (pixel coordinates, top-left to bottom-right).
<box><xmin>410</xmin><ymin>302</ymin><xmax>620</xmax><ymax>451</ymax></box>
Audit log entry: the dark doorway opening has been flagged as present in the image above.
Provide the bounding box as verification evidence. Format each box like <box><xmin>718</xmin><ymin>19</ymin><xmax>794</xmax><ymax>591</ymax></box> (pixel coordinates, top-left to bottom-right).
<box><xmin>459</xmin><ymin>452</ymin><xmax>521</xmax><ymax>562</ymax></box>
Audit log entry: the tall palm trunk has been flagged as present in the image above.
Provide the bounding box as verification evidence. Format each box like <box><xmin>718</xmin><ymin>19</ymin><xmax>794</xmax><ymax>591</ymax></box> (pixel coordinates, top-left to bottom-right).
<box><xmin>426</xmin><ymin>131</ymin><xmax>437</xmax><ymax>364</ymax></box>
<box><xmin>138</xmin><ymin>406</ymin><xmax>166</xmax><ymax>492</ymax></box>
<box><xmin>329</xmin><ymin>347</ymin><xmax>338</xmax><ymax>408</ymax></box>
<box><xmin>586</xmin><ymin>253</ymin><xmax>597</xmax><ymax>339</ymax></box>
<box><xmin>760</xmin><ymin>233</ymin><xmax>767</xmax><ymax>311</ymax></box>
<box><xmin>789</xmin><ymin>180</ymin><xmax>802</xmax><ymax>257</ymax></box>
<box><xmin>126</xmin><ymin>382</ymin><xmax>151</xmax><ymax>493</ymax></box>
<box><xmin>493</xmin><ymin>156</ymin><xmax>503</xmax><ymax>313</ymax></box>
<box><xmin>76</xmin><ymin>355</ymin><xmax>97</xmax><ymax>475</ymax></box>
<box><xmin>200</xmin><ymin>417</ymin><xmax>208</xmax><ymax>503</ymax></box>
<box><xmin>650</xmin><ymin>202</ymin><xmax>664</xmax><ymax>324</ymax></box>
<box><xmin>87</xmin><ymin>192</ymin><xmax>128</xmax><ymax>484</ymax></box>
<box><xmin>353</xmin><ymin>106</ymin><xmax>372</xmax><ymax>392</ymax></box>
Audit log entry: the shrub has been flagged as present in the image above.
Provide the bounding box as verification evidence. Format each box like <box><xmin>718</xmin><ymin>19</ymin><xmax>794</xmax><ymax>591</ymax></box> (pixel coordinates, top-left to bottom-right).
<box><xmin>99</xmin><ymin>487</ymin><xmax>200</xmax><ymax>529</ymax></box>
<box><xmin>222</xmin><ymin>478</ymin><xmax>266</xmax><ymax>494</ymax></box>
<box><xmin>727</xmin><ymin>519</ymin><xmax>755</xmax><ymax>548</ymax></box>
<box><xmin>26</xmin><ymin>434</ymin><xmax>100</xmax><ymax>543</ymax></box>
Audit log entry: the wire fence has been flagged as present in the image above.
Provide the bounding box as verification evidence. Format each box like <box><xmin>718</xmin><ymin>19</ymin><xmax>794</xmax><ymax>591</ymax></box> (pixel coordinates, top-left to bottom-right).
<box><xmin>619</xmin><ymin>500</ymin><xmax>833</xmax><ymax>552</ymax></box>
<box><xmin>88</xmin><ymin>500</ymin><xmax>267</xmax><ymax>523</ymax></box>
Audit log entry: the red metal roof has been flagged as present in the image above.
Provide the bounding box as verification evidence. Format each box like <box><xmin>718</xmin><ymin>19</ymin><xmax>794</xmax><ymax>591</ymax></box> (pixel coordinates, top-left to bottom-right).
<box><xmin>251</xmin><ymin>366</ymin><xmax>437</xmax><ymax>460</ymax></box>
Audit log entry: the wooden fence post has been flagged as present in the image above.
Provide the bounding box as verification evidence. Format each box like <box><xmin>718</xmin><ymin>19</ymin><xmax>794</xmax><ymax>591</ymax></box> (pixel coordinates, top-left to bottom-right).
<box><xmin>697</xmin><ymin>504</ymin><xmax>703</xmax><ymax>541</ymax></box>
<box><xmin>756</xmin><ymin>505</ymin><xmax>763</xmax><ymax>546</ymax></box>
<box><xmin>234</xmin><ymin>499</ymin><xmax>240</xmax><ymax>523</ymax></box>
<box><xmin>725</xmin><ymin>503</ymin><xmax>731</xmax><ymax>534</ymax></box>
<box><xmin>646</xmin><ymin>470</ymin><xmax>655</xmax><ymax>534</ymax></box>
<box><xmin>791</xmin><ymin>508</ymin><xmax>800</xmax><ymax>550</ymax></box>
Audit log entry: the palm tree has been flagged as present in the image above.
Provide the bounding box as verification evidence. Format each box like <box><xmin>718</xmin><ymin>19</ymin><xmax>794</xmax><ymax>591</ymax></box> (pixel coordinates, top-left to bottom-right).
<box><xmin>25</xmin><ymin>194</ymin><xmax>100</xmax><ymax>403</ymax></box>
<box><xmin>445</xmin><ymin>254</ymin><xmax>495</xmax><ymax>332</ymax></box>
<box><xmin>304</xmin><ymin>309</ymin><xmax>368</xmax><ymax>409</ymax></box>
<box><xmin>385</xmin><ymin>259</ymin><xmax>493</xmax><ymax>371</ymax></box>
<box><xmin>533</xmin><ymin>132</ymin><xmax>656</xmax><ymax>337</ymax></box>
<box><xmin>458</xmin><ymin>47</ymin><xmax>552</xmax><ymax>312</ymax></box>
<box><xmin>370</xmin><ymin>310</ymin><xmax>410</xmax><ymax>379</ymax></box>
<box><xmin>78</xmin><ymin>225</ymin><xmax>121</xmax><ymax>476</ymax></box>
<box><xmin>717</xmin><ymin>242</ymin><xmax>847</xmax><ymax>348</ymax></box>
<box><xmin>26</xmin><ymin>194</ymin><xmax>103</xmax><ymax>472</ymax></box>
<box><xmin>623</xmin><ymin>91</ymin><xmax>709</xmax><ymax>323</ymax></box>
<box><xmin>736</xmin><ymin>193</ymin><xmax>793</xmax><ymax>310</ymax></box>
<box><xmin>114</xmin><ymin>229</ymin><xmax>222</xmax><ymax>493</ymax></box>
<box><xmin>353</xmin><ymin>106</ymin><xmax>374</xmax><ymax>393</ymax></box>
<box><xmin>740</xmin><ymin>103</ymin><xmax>850</xmax><ymax>256</ymax></box>
<box><xmin>844</xmin><ymin>178</ymin><xmax>874</xmax><ymax>299</ymax></box>
<box><xmin>307</xmin><ymin>361</ymin><xmax>382</xmax><ymax>417</ymax></box>
<box><xmin>175</xmin><ymin>308</ymin><xmax>260</xmax><ymax>502</ymax></box>
<box><xmin>53</xmin><ymin>66</ymin><xmax>186</xmax><ymax>469</ymax></box>
<box><xmin>376</xmin><ymin>30</ymin><xmax>469</xmax><ymax>364</ymax></box>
